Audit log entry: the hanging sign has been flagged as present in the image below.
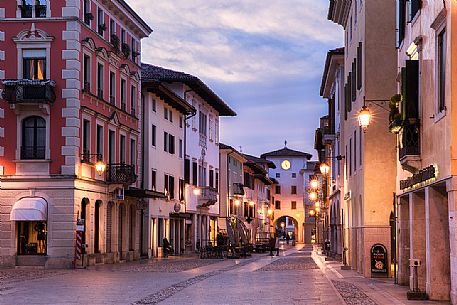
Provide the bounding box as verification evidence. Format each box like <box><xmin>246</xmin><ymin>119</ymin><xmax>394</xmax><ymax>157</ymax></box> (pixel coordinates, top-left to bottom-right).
<box><xmin>400</xmin><ymin>165</ymin><xmax>437</xmax><ymax>190</ymax></box>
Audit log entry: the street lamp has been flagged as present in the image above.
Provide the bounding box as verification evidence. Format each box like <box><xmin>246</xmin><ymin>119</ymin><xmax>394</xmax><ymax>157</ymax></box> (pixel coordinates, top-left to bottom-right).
<box><xmin>81</xmin><ymin>153</ymin><xmax>106</xmax><ymax>175</ymax></box>
<box><xmin>358</xmin><ymin>105</ymin><xmax>371</xmax><ymax>131</ymax></box>
<box><xmin>309</xmin><ymin>191</ymin><xmax>318</xmax><ymax>201</ymax></box>
<box><xmin>249</xmin><ymin>201</ymin><xmax>255</xmax><ymax>207</ymax></box>
<box><xmin>308</xmin><ymin>209</ymin><xmax>315</xmax><ymax>217</ymax></box>
<box><xmin>235</xmin><ymin>199</ymin><xmax>241</xmax><ymax>206</ymax></box>
<box><xmin>193</xmin><ymin>187</ymin><xmax>201</xmax><ymax>196</ymax></box>
<box><xmin>310</xmin><ymin>178</ymin><xmax>319</xmax><ymax>190</ymax></box>
<box><xmin>319</xmin><ymin>162</ymin><xmax>330</xmax><ymax>176</ymax></box>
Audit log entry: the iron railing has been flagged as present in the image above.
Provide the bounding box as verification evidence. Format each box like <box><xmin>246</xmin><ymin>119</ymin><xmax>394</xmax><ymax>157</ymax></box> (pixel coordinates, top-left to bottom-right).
<box><xmin>106</xmin><ymin>163</ymin><xmax>137</xmax><ymax>185</ymax></box>
<box><xmin>399</xmin><ymin>122</ymin><xmax>420</xmax><ymax>160</ymax></box>
<box><xmin>198</xmin><ymin>187</ymin><xmax>218</xmax><ymax>207</ymax></box>
<box><xmin>2</xmin><ymin>80</ymin><xmax>56</xmax><ymax>104</ymax></box>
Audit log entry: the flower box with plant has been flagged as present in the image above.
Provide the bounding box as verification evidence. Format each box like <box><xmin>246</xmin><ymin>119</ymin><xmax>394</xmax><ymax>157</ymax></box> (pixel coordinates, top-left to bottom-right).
<box><xmin>98</xmin><ymin>23</ymin><xmax>107</xmax><ymax>33</ymax></box>
<box><xmin>84</xmin><ymin>12</ymin><xmax>94</xmax><ymax>24</ymax></box>
<box><xmin>389</xmin><ymin>94</ymin><xmax>403</xmax><ymax>134</ymax></box>
<box><xmin>111</xmin><ymin>34</ymin><xmax>120</xmax><ymax>51</ymax></box>
<box><xmin>121</xmin><ymin>43</ymin><xmax>131</xmax><ymax>59</ymax></box>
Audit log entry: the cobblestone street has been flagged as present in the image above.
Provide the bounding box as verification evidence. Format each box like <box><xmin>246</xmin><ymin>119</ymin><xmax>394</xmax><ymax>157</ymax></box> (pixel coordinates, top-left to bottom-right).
<box><xmin>0</xmin><ymin>245</ymin><xmax>447</xmax><ymax>305</ymax></box>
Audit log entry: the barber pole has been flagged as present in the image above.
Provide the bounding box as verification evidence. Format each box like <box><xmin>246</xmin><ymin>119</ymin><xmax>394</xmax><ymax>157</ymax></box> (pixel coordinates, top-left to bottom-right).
<box><xmin>75</xmin><ymin>219</ymin><xmax>85</xmax><ymax>266</ymax></box>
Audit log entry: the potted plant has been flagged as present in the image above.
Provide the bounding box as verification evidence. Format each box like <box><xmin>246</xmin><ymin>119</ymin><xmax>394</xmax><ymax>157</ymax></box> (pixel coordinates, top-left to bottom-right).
<box><xmin>121</xmin><ymin>42</ymin><xmax>130</xmax><ymax>58</ymax></box>
<box><xmin>111</xmin><ymin>34</ymin><xmax>120</xmax><ymax>51</ymax></box>
<box><xmin>389</xmin><ymin>94</ymin><xmax>403</xmax><ymax>134</ymax></box>
<box><xmin>98</xmin><ymin>23</ymin><xmax>107</xmax><ymax>33</ymax></box>
<box><xmin>84</xmin><ymin>12</ymin><xmax>94</xmax><ymax>24</ymax></box>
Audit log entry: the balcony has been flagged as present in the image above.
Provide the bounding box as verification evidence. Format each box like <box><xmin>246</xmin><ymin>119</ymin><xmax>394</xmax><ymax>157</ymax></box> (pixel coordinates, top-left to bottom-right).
<box><xmin>199</xmin><ymin>133</ymin><xmax>207</xmax><ymax>149</ymax></box>
<box><xmin>106</xmin><ymin>164</ymin><xmax>137</xmax><ymax>185</ymax></box>
<box><xmin>2</xmin><ymin>80</ymin><xmax>56</xmax><ymax>104</ymax></box>
<box><xmin>233</xmin><ymin>183</ymin><xmax>245</xmax><ymax>196</ymax></box>
<box><xmin>197</xmin><ymin>187</ymin><xmax>218</xmax><ymax>208</ymax></box>
<box><xmin>399</xmin><ymin>121</ymin><xmax>421</xmax><ymax>172</ymax></box>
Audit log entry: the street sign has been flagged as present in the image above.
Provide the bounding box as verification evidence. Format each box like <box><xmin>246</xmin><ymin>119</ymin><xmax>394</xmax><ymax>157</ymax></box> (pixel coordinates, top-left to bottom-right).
<box><xmin>371</xmin><ymin>243</ymin><xmax>388</xmax><ymax>277</ymax></box>
<box><xmin>76</xmin><ymin>219</ymin><xmax>85</xmax><ymax>232</ymax></box>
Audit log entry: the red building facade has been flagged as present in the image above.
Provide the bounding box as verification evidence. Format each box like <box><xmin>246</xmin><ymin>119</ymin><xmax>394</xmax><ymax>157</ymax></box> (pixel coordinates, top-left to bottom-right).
<box><xmin>0</xmin><ymin>0</ymin><xmax>151</xmax><ymax>268</ymax></box>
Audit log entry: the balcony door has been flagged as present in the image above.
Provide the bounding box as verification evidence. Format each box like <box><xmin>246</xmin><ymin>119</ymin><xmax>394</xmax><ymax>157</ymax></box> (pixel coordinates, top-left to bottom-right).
<box><xmin>23</xmin><ymin>50</ymin><xmax>46</xmax><ymax>80</ymax></box>
<box><xmin>22</xmin><ymin>116</ymin><xmax>46</xmax><ymax>160</ymax></box>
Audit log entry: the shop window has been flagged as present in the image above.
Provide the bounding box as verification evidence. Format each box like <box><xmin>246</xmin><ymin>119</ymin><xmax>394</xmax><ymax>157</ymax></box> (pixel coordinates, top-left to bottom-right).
<box><xmin>23</xmin><ymin>50</ymin><xmax>46</xmax><ymax>80</ymax></box>
<box><xmin>22</xmin><ymin>116</ymin><xmax>46</xmax><ymax>159</ymax></box>
<box><xmin>17</xmin><ymin>221</ymin><xmax>47</xmax><ymax>255</ymax></box>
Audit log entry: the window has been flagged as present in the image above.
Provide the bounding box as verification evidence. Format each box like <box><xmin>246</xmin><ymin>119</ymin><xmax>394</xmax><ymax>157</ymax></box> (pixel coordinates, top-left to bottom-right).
<box><xmin>292</xmin><ymin>173</ymin><xmax>296</xmax><ymax>178</ymax></box>
<box><xmin>409</xmin><ymin>0</ymin><xmax>421</xmax><ymax>21</ymax></box>
<box><xmin>291</xmin><ymin>201</ymin><xmax>297</xmax><ymax>210</ymax></box>
<box><xmin>291</xmin><ymin>186</ymin><xmax>297</xmax><ymax>195</ymax></box>
<box><xmin>275</xmin><ymin>200</ymin><xmax>281</xmax><ymax>210</ymax></box>
<box><xmin>23</xmin><ymin>50</ymin><xmax>46</xmax><ymax>80</ymax></box>
<box><xmin>275</xmin><ymin>185</ymin><xmax>281</xmax><ymax>194</ymax></box>
<box><xmin>22</xmin><ymin>116</ymin><xmax>46</xmax><ymax>159</ymax></box>
<box><xmin>152</xmin><ymin>99</ymin><xmax>156</xmax><ymax>112</ymax></box>
<box><xmin>121</xmin><ymin>79</ymin><xmax>126</xmax><ymax>111</ymax></box>
<box><xmin>354</xmin><ymin>130</ymin><xmax>357</xmax><ymax>172</ymax></box>
<box><xmin>83</xmin><ymin>0</ymin><xmax>91</xmax><ymax>25</ymax></box>
<box><xmin>109</xmin><ymin>71</ymin><xmax>115</xmax><ymax>104</ymax></box>
<box><xmin>179</xmin><ymin>179</ymin><xmax>185</xmax><ymax>201</ymax></box>
<box><xmin>437</xmin><ymin>28</ymin><xmax>446</xmax><ymax>113</ymax></box>
<box><xmin>192</xmin><ymin>161</ymin><xmax>198</xmax><ymax>186</ymax></box>
<box><xmin>179</xmin><ymin>139</ymin><xmax>183</xmax><ymax>158</ymax></box>
<box><xmin>357</xmin><ymin>42</ymin><xmax>362</xmax><ymax>90</ymax></box>
<box><xmin>185</xmin><ymin>159</ymin><xmax>191</xmax><ymax>183</ymax></box>
<box><xmin>110</xmin><ymin>19</ymin><xmax>115</xmax><ymax>37</ymax></box>
<box><xmin>120</xmin><ymin>135</ymin><xmax>126</xmax><ymax>164</ymax></box>
<box><xmin>276</xmin><ymin>173</ymin><xmax>280</xmax><ymax>178</ymax></box>
<box><xmin>151</xmin><ymin>124</ymin><xmax>156</xmax><ymax>147</ymax></box>
<box><xmin>151</xmin><ymin>170</ymin><xmax>156</xmax><ymax>190</ymax></box>
<box><xmin>108</xmin><ymin>130</ymin><xmax>115</xmax><ymax>164</ymax></box>
<box><xmin>349</xmin><ymin>138</ymin><xmax>352</xmax><ymax>176</ymax></box>
<box><xmin>21</xmin><ymin>0</ymin><xmax>47</xmax><ymax>18</ymax></box>
<box><xmin>163</xmin><ymin>132</ymin><xmax>175</xmax><ymax>154</ymax></box>
<box><xmin>345</xmin><ymin>145</ymin><xmax>348</xmax><ymax>179</ymax></box>
<box><xmin>96</xmin><ymin>125</ymin><xmax>103</xmax><ymax>157</ymax></box>
<box><xmin>215</xmin><ymin>120</ymin><xmax>219</xmax><ymax>143</ymax></box>
<box><xmin>199</xmin><ymin>111</ymin><xmax>207</xmax><ymax>136</ymax></box>
<box><xmin>169</xmin><ymin>109</ymin><xmax>173</xmax><ymax>122</ymax></box>
<box><xmin>215</xmin><ymin>172</ymin><xmax>219</xmax><ymax>191</ymax></box>
<box><xmin>97</xmin><ymin>63</ymin><xmax>104</xmax><ymax>99</ymax></box>
<box><xmin>121</xmin><ymin>29</ymin><xmax>126</xmax><ymax>44</ymax></box>
<box><xmin>164</xmin><ymin>107</ymin><xmax>168</xmax><ymax>120</ymax></box>
<box><xmin>131</xmin><ymin>86</ymin><xmax>136</xmax><ymax>116</ymax></box>
<box><xmin>164</xmin><ymin>175</ymin><xmax>175</xmax><ymax>199</ymax></box>
<box><xmin>97</xmin><ymin>8</ymin><xmax>104</xmax><ymax>36</ymax></box>
<box><xmin>397</xmin><ymin>0</ymin><xmax>406</xmax><ymax>47</ymax></box>
<box><xmin>359</xmin><ymin>127</ymin><xmax>362</xmax><ymax>166</ymax></box>
<box><xmin>82</xmin><ymin>119</ymin><xmax>90</xmax><ymax>155</ymax></box>
<box><xmin>130</xmin><ymin>139</ymin><xmax>136</xmax><ymax>168</ymax></box>
<box><xmin>209</xmin><ymin>169</ymin><xmax>214</xmax><ymax>188</ymax></box>
<box><xmin>180</xmin><ymin>116</ymin><xmax>183</xmax><ymax>128</ymax></box>
<box><xmin>83</xmin><ymin>55</ymin><xmax>91</xmax><ymax>92</ymax></box>
<box><xmin>209</xmin><ymin>117</ymin><xmax>213</xmax><ymax>141</ymax></box>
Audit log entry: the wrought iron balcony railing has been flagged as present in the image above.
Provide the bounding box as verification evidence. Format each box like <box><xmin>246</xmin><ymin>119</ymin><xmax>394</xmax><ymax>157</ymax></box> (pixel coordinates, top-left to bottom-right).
<box><xmin>198</xmin><ymin>187</ymin><xmax>218</xmax><ymax>208</ymax></box>
<box><xmin>233</xmin><ymin>183</ymin><xmax>245</xmax><ymax>196</ymax></box>
<box><xmin>2</xmin><ymin>80</ymin><xmax>56</xmax><ymax>104</ymax></box>
<box><xmin>399</xmin><ymin>121</ymin><xmax>420</xmax><ymax>160</ymax></box>
<box><xmin>106</xmin><ymin>163</ymin><xmax>137</xmax><ymax>185</ymax></box>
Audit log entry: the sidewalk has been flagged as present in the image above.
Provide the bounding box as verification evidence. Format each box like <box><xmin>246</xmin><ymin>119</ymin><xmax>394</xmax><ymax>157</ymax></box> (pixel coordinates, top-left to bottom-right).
<box><xmin>311</xmin><ymin>246</ymin><xmax>449</xmax><ymax>305</ymax></box>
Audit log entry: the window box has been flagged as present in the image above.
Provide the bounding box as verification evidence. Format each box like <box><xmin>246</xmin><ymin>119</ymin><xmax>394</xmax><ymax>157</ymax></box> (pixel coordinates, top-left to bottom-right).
<box><xmin>84</xmin><ymin>12</ymin><xmax>94</xmax><ymax>25</ymax></box>
<box><xmin>111</xmin><ymin>34</ymin><xmax>120</xmax><ymax>51</ymax></box>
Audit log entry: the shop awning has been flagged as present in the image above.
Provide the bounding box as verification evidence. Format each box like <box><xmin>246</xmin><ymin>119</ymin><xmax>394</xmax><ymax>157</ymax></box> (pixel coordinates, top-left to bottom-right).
<box><xmin>10</xmin><ymin>198</ymin><xmax>47</xmax><ymax>221</ymax></box>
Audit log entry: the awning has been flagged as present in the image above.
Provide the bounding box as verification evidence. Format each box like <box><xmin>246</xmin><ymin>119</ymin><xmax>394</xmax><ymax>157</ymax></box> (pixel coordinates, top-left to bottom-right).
<box><xmin>10</xmin><ymin>198</ymin><xmax>47</xmax><ymax>221</ymax></box>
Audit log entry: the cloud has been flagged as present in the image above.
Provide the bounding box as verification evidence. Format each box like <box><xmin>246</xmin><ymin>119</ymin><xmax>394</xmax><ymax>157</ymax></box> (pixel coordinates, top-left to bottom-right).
<box><xmin>126</xmin><ymin>0</ymin><xmax>342</xmax><ymax>156</ymax></box>
<box><xmin>127</xmin><ymin>0</ymin><xmax>342</xmax><ymax>83</ymax></box>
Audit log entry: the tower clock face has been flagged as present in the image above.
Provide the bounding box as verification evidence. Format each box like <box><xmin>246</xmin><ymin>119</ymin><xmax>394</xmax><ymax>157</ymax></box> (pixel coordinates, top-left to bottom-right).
<box><xmin>281</xmin><ymin>160</ymin><xmax>291</xmax><ymax>170</ymax></box>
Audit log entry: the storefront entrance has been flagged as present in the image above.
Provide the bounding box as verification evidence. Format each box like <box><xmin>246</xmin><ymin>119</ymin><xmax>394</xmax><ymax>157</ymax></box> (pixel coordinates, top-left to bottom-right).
<box><xmin>17</xmin><ymin>221</ymin><xmax>47</xmax><ymax>255</ymax></box>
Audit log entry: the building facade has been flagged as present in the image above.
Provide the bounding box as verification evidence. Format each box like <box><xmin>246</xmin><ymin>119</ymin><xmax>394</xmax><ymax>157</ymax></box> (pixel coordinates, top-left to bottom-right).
<box><xmin>261</xmin><ymin>146</ymin><xmax>313</xmax><ymax>243</ymax></box>
<box><xmin>0</xmin><ymin>0</ymin><xmax>152</xmax><ymax>267</ymax></box>
<box><xmin>140</xmin><ymin>64</ymin><xmax>236</xmax><ymax>252</ymax></box>
<box><xmin>394</xmin><ymin>0</ymin><xmax>457</xmax><ymax>302</ymax></box>
<box><xmin>141</xmin><ymin>66</ymin><xmax>195</xmax><ymax>257</ymax></box>
<box><xmin>327</xmin><ymin>0</ymin><xmax>397</xmax><ymax>277</ymax></box>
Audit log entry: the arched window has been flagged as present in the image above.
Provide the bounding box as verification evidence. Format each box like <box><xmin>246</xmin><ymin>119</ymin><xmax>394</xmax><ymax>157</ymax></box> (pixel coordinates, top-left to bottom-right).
<box><xmin>22</xmin><ymin>116</ymin><xmax>46</xmax><ymax>159</ymax></box>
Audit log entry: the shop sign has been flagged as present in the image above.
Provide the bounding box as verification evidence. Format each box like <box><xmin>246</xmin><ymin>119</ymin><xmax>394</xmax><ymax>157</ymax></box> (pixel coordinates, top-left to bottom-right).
<box><xmin>76</xmin><ymin>219</ymin><xmax>85</xmax><ymax>232</ymax></box>
<box><xmin>371</xmin><ymin>244</ymin><xmax>388</xmax><ymax>275</ymax></box>
<box><xmin>400</xmin><ymin>165</ymin><xmax>437</xmax><ymax>191</ymax></box>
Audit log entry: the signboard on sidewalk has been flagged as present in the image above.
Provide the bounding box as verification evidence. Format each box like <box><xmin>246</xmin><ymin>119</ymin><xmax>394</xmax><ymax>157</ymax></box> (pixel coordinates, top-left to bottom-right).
<box><xmin>76</xmin><ymin>219</ymin><xmax>85</xmax><ymax>232</ymax></box>
<box><xmin>371</xmin><ymin>244</ymin><xmax>388</xmax><ymax>277</ymax></box>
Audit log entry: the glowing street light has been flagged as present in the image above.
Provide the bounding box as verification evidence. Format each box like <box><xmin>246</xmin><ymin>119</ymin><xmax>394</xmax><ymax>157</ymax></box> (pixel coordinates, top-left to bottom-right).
<box><xmin>267</xmin><ymin>209</ymin><xmax>273</xmax><ymax>215</ymax></box>
<box><xmin>95</xmin><ymin>160</ymin><xmax>106</xmax><ymax>175</ymax></box>
<box><xmin>309</xmin><ymin>209</ymin><xmax>315</xmax><ymax>217</ymax></box>
<box><xmin>358</xmin><ymin>105</ymin><xmax>371</xmax><ymax>132</ymax></box>
<box><xmin>193</xmin><ymin>187</ymin><xmax>201</xmax><ymax>196</ymax></box>
<box><xmin>310</xmin><ymin>179</ymin><xmax>319</xmax><ymax>189</ymax></box>
<box><xmin>309</xmin><ymin>191</ymin><xmax>318</xmax><ymax>201</ymax></box>
<box><xmin>319</xmin><ymin>162</ymin><xmax>330</xmax><ymax>176</ymax></box>
<box><xmin>249</xmin><ymin>201</ymin><xmax>255</xmax><ymax>207</ymax></box>
<box><xmin>235</xmin><ymin>199</ymin><xmax>241</xmax><ymax>206</ymax></box>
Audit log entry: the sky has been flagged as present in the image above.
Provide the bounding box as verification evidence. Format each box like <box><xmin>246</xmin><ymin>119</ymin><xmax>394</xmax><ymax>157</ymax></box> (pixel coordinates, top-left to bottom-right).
<box><xmin>126</xmin><ymin>0</ymin><xmax>343</xmax><ymax>158</ymax></box>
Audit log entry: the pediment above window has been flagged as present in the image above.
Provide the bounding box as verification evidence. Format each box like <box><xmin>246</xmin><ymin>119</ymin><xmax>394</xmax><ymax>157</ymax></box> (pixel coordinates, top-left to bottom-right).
<box><xmin>96</xmin><ymin>47</ymin><xmax>109</xmax><ymax>61</ymax></box>
<box><xmin>13</xmin><ymin>23</ymin><xmax>54</xmax><ymax>44</ymax></box>
<box><xmin>82</xmin><ymin>37</ymin><xmax>96</xmax><ymax>51</ymax></box>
